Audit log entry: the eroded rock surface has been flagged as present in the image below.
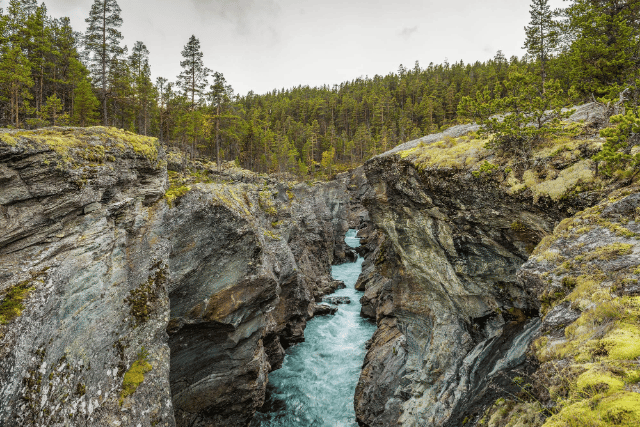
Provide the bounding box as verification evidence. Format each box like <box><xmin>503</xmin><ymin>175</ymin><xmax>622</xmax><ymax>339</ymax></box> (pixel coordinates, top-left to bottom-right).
<box><xmin>161</xmin><ymin>168</ymin><xmax>367</xmax><ymax>426</ymax></box>
<box><xmin>0</xmin><ymin>128</ymin><xmax>367</xmax><ymax>427</ymax></box>
<box><xmin>353</xmin><ymin>107</ymin><xmax>614</xmax><ymax>426</ymax></box>
<box><xmin>0</xmin><ymin>128</ymin><xmax>175</xmax><ymax>426</ymax></box>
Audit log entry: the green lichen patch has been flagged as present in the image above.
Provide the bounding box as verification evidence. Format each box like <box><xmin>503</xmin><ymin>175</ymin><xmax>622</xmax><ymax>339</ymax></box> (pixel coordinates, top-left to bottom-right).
<box><xmin>399</xmin><ymin>134</ymin><xmax>490</xmax><ymax>170</ymax></box>
<box><xmin>164</xmin><ymin>185</ymin><xmax>191</xmax><ymax>208</ymax></box>
<box><xmin>263</xmin><ymin>229</ymin><xmax>281</xmax><ymax>240</ymax></box>
<box><xmin>258</xmin><ymin>189</ymin><xmax>278</xmax><ymax>216</ymax></box>
<box><xmin>0</xmin><ymin>270</ymin><xmax>47</xmax><ymax>324</ymax></box>
<box><xmin>510</xmin><ymin>220</ymin><xmax>528</xmax><ymax>232</ymax></box>
<box><xmin>119</xmin><ymin>347</ymin><xmax>152</xmax><ymax>406</ymax></box>
<box><xmin>544</xmin><ymin>390</ymin><xmax>640</xmax><ymax>427</ymax></box>
<box><xmin>0</xmin><ymin>282</ymin><xmax>36</xmax><ymax>325</ymax></box>
<box><xmin>125</xmin><ymin>263</ymin><xmax>166</xmax><ymax>325</ymax></box>
<box><xmin>583</xmin><ymin>243</ymin><xmax>633</xmax><ymax>262</ymax></box>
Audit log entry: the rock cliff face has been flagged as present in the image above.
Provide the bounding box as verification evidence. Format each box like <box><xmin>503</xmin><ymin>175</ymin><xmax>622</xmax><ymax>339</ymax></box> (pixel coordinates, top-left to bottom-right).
<box><xmin>352</xmin><ymin>104</ymin><xmax>637</xmax><ymax>427</ymax></box>
<box><xmin>0</xmin><ymin>128</ymin><xmax>364</xmax><ymax>427</ymax></box>
<box><xmin>0</xmin><ymin>128</ymin><xmax>174</xmax><ymax>426</ymax></box>
<box><xmin>163</xmin><ymin>175</ymin><xmax>361</xmax><ymax>426</ymax></box>
<box><xmin>355</xmin><ymin>152</ymin><xmax>552</xmax><ymax>426</ymax></box>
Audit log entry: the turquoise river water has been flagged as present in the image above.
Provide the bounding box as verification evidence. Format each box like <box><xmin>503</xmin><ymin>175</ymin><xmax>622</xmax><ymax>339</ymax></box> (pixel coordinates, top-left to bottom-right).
<box><xmin>251</xmin><ymin>229</ymin><xmax>377</xmax><ymax>427</ymax></box>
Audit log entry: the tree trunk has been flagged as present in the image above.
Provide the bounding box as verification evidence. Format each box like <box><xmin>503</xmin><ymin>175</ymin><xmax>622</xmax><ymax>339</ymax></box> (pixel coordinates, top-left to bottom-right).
<box><xmin>102</xmin><ymin>2</ymin><xmax>108</xmax><ymax>126</ymax></box>
<box><xmin>216</xmin><ymin>104</ymin><xmax>221</xmax><ymax>171</ymax></box>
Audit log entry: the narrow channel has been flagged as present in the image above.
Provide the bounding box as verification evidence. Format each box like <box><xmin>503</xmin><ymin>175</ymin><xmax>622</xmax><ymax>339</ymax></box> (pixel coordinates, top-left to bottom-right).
<box><xmin>251</xmin><ymin>229</ymin><xmax>377</xmax><ymax>427</ymax></box>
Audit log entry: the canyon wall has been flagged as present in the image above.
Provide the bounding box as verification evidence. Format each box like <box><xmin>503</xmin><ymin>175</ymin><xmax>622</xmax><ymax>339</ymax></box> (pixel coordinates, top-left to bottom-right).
<box><xmin>353</xmin><ymin>104</ymin><xmax>639</xmax><ymax>426</ymax></box>
<box><xmin>0</xmin><ymin>128</ymin><xmax>365</xmax><ymax>427</ymax></box>
<box><xmin>3</xmin><ymin>102</ymin><xmax>637</xmax><ymax>427</ymax></box>
<box><xmin>0</xmin><ymin>128</ymin><xmax>175</xmax><ymax>426</ymax></box>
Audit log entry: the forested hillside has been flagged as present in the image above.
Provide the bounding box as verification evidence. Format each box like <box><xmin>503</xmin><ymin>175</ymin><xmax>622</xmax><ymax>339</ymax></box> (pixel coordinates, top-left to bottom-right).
<box><xmin>1</xmin><ymin>0</ymin><xmax>639</xmax><ymax>176</ymax></box>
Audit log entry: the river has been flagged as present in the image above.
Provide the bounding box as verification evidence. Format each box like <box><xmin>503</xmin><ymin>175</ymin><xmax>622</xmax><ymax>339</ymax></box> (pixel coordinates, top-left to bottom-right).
<box><xmin>251</xmin><ymin>229</ymin><xmax>376</xmax><ymax>427</ymax></box>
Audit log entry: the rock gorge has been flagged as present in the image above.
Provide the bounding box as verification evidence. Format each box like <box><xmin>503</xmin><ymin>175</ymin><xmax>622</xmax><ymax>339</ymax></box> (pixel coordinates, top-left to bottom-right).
<box><xmin>1</xmin><ymin>103</ymin><xmax>639</xmax><ymax>427</ymax></box>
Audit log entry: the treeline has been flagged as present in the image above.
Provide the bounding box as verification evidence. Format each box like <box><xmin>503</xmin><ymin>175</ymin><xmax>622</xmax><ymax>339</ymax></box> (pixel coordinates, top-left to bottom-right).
<box><xmin>1</xmin><ymin>0</ymin><xmax>639</xmax><ymax>176</ymax></box>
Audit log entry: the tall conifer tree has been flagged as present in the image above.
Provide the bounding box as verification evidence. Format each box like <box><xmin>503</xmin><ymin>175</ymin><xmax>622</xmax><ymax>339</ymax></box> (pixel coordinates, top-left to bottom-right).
<box><xmin>73</xmin><ymin>78</ymin><xmax>99</xmax><ymax>126</ymax></box>
<box><xmin>208</xmin><ymin>72</ymin><xmax>233</xmax><ymax>170</ymax></box>
<box><xmin>177</xmin><ymin>35</ymin><xmax>209</xmax><ymax>108</ymax></box>
<box><xmin>129</xmin><ymin>41</ymin><xmax>153</xmax><ymax>134</ymax></box>
<box><xmin>178</xmin><ymin>35</ymin><xmax>209</xmax><ymax>155</ymax></box>
<box><xmin>84</xmin><ymin>0</ymin><xmax>124</xmax><ymax>125</ymax></box>
<box><xmin>524</xmin><ymin>0</ymin><xmax>559</xmax><ymax>89</ymax></box>
<box><xmin>561</xmin><ymin>0</ymin><xmax>640</xmax><ymax>98</ymax></box>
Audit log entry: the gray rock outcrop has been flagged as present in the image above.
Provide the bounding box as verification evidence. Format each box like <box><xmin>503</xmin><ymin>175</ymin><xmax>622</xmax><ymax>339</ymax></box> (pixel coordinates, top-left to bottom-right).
<box><xmin>352</xmin><ymin>107</ymin><xmax>613</xmax><ymax>426</ymax></box>
<box><xmin>0</xmin><ymin>128</ymin><xmax>175</xmax><ymax>426</ymax></box>
<box><xmin>0</xmin><ymin>128</ymin><xmax>366</xmax><ymax>427</ymax></box>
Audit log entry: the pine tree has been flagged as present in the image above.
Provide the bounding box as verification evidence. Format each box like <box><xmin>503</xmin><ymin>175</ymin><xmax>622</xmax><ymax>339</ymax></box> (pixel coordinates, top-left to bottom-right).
<box><xmin>459</xmin><ymin>67</ymin><xmax>573</xmax><ymax>158</ymax></box>
<box><xmin>156</xmin><ymin>77</ymin><xmax>168</xmax><ymax>141</ymax></box>
<box><xmin>208</xmin><ymin>72</ymin><xmax>233</xmax><ymax>170</ymax></box>
<box><xmin>129</xmin><ymin>41</ymin><xmax>153</xmax><ymax>134</ymax></box>
<box><xmin>177</xmin><ymin>35</ymin><xmax>209</xmax><ymax>108</ymax></box>
<box><xmin>561</xmin><ymin>0</ymin><xmax>640</xmax><ymax>99</ymax></box>
<box><xmin>177</xmin><ymin>35</ymin><xmax>210</xmax><ymax>156</ymax></box>
<box><xmin>73</xmin><ymin>78</ymin><xmax>99</xmax><ymax>126</ymax></box>
<box><xmin>50</xmin><ymin>17</ymin><xmax>85</xmax><ymax>112</ymax></box>
<box><xmin>43</xmin><ymin>94</ymin><xmax>63</xmax><ymax>126</ymax></box>
<box><xmin>84</xmin><ymin>0</ymin><xmax>124</xmax><ymax>125</ymax></box>
<box><xmin>321</xmin><ymin>146</ymin><xmax>335</xmax><ymax>177</ymax></box>
<box><xmin>0</xmin><ymin>45</ymin><xmax>33</xmax><ymax>127</ymax></box>
<box><xmin>523</xmin><ymin>0</ymin><xmax>560</xmax><ymax>89</ymax></box>
<box><xmin>594</xmin><ymin>108</ymin><xmax>640</xmax><ymax>178</ymax></box>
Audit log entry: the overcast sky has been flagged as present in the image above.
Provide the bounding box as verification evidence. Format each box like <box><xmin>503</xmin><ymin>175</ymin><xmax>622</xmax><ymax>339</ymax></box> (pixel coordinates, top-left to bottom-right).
<box><xmin>15</xmin><ymin>0</ymin><xmax>565</xmax><ymax>96</ymax></box>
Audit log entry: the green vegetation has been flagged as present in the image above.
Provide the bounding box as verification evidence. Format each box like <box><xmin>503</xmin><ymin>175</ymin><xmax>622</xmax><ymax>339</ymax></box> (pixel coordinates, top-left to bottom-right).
<box><xmin>0</xmin><ymin>269</ymin><xmax>48</xmax><ymax>325</ymax></box>
<box><xmin>472</xmin><ymin>161</ymin><xmax>498</xmax><ymax>178</ymax></box>
<box><xmin>258</xmin><ymin>189</ymin><xmax>277</xmax><ymax>216</ymax></box>
<box><xmin>125</xmin><ymin>263</ymin><xmax>165</xmax><ymax>325</ymax></box>
<box><xmin>523</xmin><ymin>186</ymin><xmax>640</xmax><ymax>427</ymax></box>
<box><xmin>119</xmin><ymin>347</ymin><xmax>152</xmax><ymax>405</ymax></box>
<box><xmin>0</xmin><ymin>127</ymin><xmax>161</xmax><ymax>167</ymax></box>
<box><xmin>2</xmin><ymin>0</ymin><xmax>640</xmax><ymax>180</ymax></box>
<box><xmin>164</xmin><ymin>185</ymin><xmax>191</xmax><ymax>208</ymax></box>
<box><xmin>583</xmin><ymin>243</ymin><xmax>633</xmax><ymax>262</ymax></box>
<box><xmin>594</xmin><ymin>108</ymin><xmax>640</xmax><ymax>179</ymax></box>
<box><xmin>0</xmin><ymin>281</ymin><xmax>36</xmax><ymax>325</ymax></box>
<box><xmin>458</xmin><ymin>67</ymin><xmax>575</xmax><ymax>158</ymax></box>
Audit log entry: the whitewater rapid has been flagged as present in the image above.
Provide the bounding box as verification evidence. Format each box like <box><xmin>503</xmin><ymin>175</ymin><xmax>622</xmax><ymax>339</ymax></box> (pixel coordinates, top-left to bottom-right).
<box><xmin>252</xmin><ymin>229</ymin><xmax>376</xmax><ymax>427</ymax></box>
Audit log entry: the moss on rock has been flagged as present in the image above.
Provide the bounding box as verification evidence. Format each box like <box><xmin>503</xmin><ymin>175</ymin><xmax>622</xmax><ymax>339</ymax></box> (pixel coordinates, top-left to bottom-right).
<box><xmin>0</xmin><ymin>127</ymin><xmax>161</xmax><ymax>167</ymax></box>
<box><xmin>0</xmin><ymin>270</ymin><xmax>47</xmax><ymax>325</ymax></box>
<box><xmin>125</xmin><ymin>262</ymin><xmax>166</xmax><ymax>325</ymax></box>
<box><xmin>119</xmin><ymin>347</ymin><xmax>152</xmax><ymax>406</ymax></box>
<box><xmin>519</xmin><ymin>186</ymin><xmax>640</xmax><ymax>427</ymax></box>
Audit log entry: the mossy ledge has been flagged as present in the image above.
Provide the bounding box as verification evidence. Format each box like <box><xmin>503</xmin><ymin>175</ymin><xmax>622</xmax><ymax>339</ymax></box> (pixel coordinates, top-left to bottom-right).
<box><xmin>393</xmin><ymin>110</ymin><xmax>640</xmax><ymax>208</ymax></box>
<box><xmin>0</xmin><ymin>127</ymin><xmax>163</xmax><ymax>167</ymax></box>
<box><xmin>496</xmin><ymin>185</ymin><xmax>640</xmax><ymax>427</ymax></box>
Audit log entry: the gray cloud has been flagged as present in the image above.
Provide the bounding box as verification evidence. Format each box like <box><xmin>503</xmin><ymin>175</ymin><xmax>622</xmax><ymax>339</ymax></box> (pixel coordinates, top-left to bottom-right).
<box><xmin>188</xmin><ymin>0</ymin><xmax>281</xmax><ymax>36</ymax></box>
<box><xmin>398</xmin><ymin>26</ymin><xmax>418</xmax><ymax>39</ymax></box>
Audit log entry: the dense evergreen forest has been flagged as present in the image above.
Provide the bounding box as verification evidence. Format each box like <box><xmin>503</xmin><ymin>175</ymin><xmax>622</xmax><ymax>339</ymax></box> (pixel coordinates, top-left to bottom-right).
<box><xmin>1</xmin><ymin>0</ymin><xmax>639</xmax><ymax>176</ymax></box>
